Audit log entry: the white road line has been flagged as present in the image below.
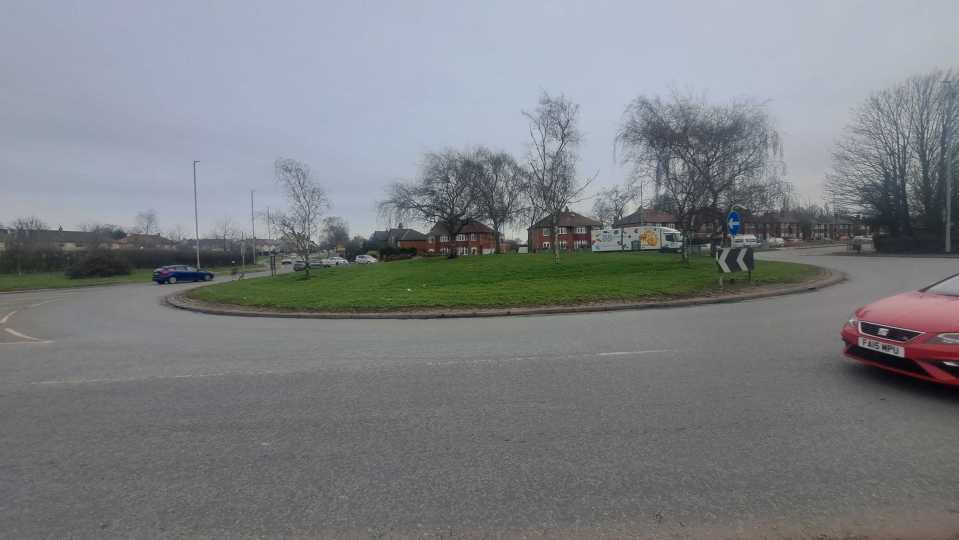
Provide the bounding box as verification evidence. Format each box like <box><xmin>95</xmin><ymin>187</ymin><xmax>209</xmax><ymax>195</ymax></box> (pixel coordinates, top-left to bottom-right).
<box><xmin>0</xmin><ymin>339</ymin><xmax>52</xmax><ymax>345</ymax></box>
<box><xmin>28</xmin><ymin>299</ymin><xmax>62</xmax><ymax>308</ymax></box>
<box><xmin>596</xmin><ymin>350</ymin><xmax>674</xmax><ymax>357</ymax></box>
<box><xmin>0</xmin><ymin>310</ymin><xmax>16</xmax><ymax>324</ymax></box>
<box><xmin>4</xmin><ymin>328</ymin><xmax>42</xmax><ymax>341</ymax></box>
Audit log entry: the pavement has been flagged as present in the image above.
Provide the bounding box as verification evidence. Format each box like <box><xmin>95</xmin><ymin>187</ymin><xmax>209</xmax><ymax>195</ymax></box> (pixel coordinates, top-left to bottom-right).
<box><xmin>2</xmin><ymin>247</ymin><xmax>959</xmax><ymax>538</ymax></box>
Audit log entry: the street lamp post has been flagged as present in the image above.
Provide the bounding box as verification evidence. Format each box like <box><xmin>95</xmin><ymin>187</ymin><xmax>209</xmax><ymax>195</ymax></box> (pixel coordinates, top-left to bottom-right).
<box><xmin>250</xmin><ymin>190</ymin><xmax>256</xmax><ymax>266</ymax></box>
<box><xmin>193</xmin><ymin>160</ymin><xmax>201</xmax><ymax>267</ymax></box>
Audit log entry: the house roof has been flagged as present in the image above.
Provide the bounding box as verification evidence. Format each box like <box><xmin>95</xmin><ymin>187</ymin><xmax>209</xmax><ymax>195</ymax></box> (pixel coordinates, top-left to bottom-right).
<box><xmin>615</xmin><ymin>209</ymin><xmax>676</xmax><ymax>227</ymax></box>
<box><xmin>530</xmin><ymin>210</ymin><xmax>602</xmax><ymax>229</ymax></box>
<box><xmin>118</xmin><ymin>233</ymin><xmax>174</xmax><ymax>245</ymax></box>
<box><xmin>0</xmin><ymin>228</ymin><xmax>99</xmax><ymax>244</ymax></box>
<box><xmin>395</xmin><ymin>228</ymin><xmax>427</xmax><ymax>241</ymax></box>
<box><xmin>428</xmin><ymin>221</ymin><xmax>496</xmax><ymax>236</ymax></box>
<box><xmin>370</xmin><ymin>228</ymin><xmax>427</xmax><ymax>242</ymax></box>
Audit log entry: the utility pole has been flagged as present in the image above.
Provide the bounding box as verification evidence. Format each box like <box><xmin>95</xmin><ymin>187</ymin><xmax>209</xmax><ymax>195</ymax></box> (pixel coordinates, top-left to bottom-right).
<box><xmin>250</xmin><ymin>190</ymin><xmax>256</xmax><ymax>266</ymax></box>
<box><xmin>945</xmin><ymin>80</ymin><xmax>955</xmax><ymax>253</ymax></box>
<box><xmin>193</xmin><ymin>160</ymin><xmax>201</xmax><ymax>267</ymax></box>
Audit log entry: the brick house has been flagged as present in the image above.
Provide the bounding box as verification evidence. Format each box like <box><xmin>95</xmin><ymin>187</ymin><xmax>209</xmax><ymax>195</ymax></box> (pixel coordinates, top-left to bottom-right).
<box><xmin>427</xmin><ymin>222</ymin><xmax>498</xmax><ymax>256</ymax></box>
<box><xmin>529</xmin><ymin>210</ymin><xmax>602</xmax><ymax>253</ymax></box>
<box><xmin>369</xmin><ymin>226</ymin><xmax>430</xmax><ymax>254</ymax></box>
<box><xmin>614</xmin><ymin>209</ymin><xmax>677</xmax><ymax>229</ymax></box>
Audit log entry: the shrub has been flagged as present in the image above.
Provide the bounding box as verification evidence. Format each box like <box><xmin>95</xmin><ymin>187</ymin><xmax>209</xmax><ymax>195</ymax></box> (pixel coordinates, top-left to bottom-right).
<box><xmin>65</xmin><ymin>251</ymin><xmax>132</xmax><ymax>278</ymax></box>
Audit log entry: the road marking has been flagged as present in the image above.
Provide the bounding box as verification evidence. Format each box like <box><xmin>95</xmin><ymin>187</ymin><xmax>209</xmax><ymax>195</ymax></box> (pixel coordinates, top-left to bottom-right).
<box><xmin>5</xmin><ymin>328</ymin><xmax>42</xmax><ymax>341</ymax></box>
<box><xmin>0</xmin><ymin>310</ymin><xmax>16</xmax><ymax>324</ymax></box>
<box><xmin>0</xmin><ymin>339</ymin><xmax>52</xmax><ymax>345</ymax></box>
<box><xmin>28</xmin><ymin>299</ymin><xmax>62</xmax><ymax>308</ymax></box>
<box><xmin>596</xmin><ymin>350</ymin><xmax>674</xmax><ymax>356</ymax></box>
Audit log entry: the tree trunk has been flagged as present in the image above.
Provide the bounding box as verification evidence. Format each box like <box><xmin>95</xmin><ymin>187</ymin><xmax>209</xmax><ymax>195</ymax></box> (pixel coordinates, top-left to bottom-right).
<box><xmin>493</xmin><ymin>222</ymin><xmax>502</xmax><ymax>254</ymax></box>
<box><xmin>551</xmin><ymin>215</ymin><xmax>561</xmax><ymax>261</ymax></box>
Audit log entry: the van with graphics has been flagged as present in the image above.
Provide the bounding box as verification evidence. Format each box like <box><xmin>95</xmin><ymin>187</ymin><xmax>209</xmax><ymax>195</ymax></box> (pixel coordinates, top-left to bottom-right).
<box><xmin>591</xmin><ymin>226</ymin><xmax>684</xmax><ymax>252</ymax></box>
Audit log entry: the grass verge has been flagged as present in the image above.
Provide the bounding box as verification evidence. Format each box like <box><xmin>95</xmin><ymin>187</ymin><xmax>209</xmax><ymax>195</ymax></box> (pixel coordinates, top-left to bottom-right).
<box><xmin>0</xmin><ymin>264</ymin><xmax>266</xmax><ymax>292</ymax></box>
<box><xmin>188</xmin><ymin>252</ymin><xmax>821</xmax><ymax>312</ymax></box>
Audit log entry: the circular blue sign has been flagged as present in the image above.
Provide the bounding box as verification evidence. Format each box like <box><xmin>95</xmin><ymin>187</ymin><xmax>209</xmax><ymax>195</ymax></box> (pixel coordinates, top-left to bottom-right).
<box><xmin>727</xmin><ymin>211</ymin><xmax>741</xmax><ymax>236</ymax></box>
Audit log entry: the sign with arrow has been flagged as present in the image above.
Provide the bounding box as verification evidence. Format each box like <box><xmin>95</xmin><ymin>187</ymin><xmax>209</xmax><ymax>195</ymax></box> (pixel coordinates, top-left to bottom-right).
<box><xmin>716</xmin><ymin>247</ymin><xmax>754</xmax><ymax>273</ymax></box>
<box><xmin>727</xmin><ymin>210</ymin><xmax>741</xmax><ymax>236</ymax></box>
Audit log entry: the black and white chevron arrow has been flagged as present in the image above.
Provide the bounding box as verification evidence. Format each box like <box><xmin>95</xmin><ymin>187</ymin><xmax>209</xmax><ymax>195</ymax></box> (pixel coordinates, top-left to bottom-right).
<box><xmin>716</xmin><ymin>247</ymin><xmax>755</xmax><ymax>273</ymax></box>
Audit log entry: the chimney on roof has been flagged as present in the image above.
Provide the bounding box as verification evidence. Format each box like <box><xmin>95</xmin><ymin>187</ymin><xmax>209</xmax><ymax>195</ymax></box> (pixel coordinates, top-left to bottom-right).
<box><xmin>397</xmin><ymin>223</ymin><xmax>404</xmax><ymax>229</ymax></box>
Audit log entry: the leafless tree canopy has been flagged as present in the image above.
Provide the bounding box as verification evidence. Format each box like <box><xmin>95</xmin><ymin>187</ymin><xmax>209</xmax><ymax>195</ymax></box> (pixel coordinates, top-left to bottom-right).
<box><xmin>271</xmin><ymin>157</ymin><xmax>329</xmax><ymax>277</ymax></box>
<box><xmin>320</xmin><ymin>216</ymin><xmax>350</xmax><ymax>250</ymax></box>
<box><xmin>592</xmin><ymin>181</ymin><xmax>640</xmax><ymax>227</ymax></box>
<box><xmin>615</xmin><ymin>91</ymin><xmax>785</xmax><ymax>258</ymax></box>
<box><xmin>134</xmin><ymin>209</ymin><xmax>159</xmax><ymax>236</ymax></box>
<box><xmin>379</xmin><ymin>149</ymin><xmax>482</xmax><ymax>258</ymax></box>
<box><xmin>524</xmin><ymin>92</ymin><xmax>592</xmax><ymax>257</ymax></box>
<box><xmin>209</xmin><ymin>217</ymin><xmax>240</xmax><ymax>251</ymax></box>
<box><xmin>472</xmin><ymin>147</ymin><xmax>528</xmax><ymax>253</ymax></box>
<box><xmin>4</xmin><ymin>216</ymin><xmax>47</xmax><ymax>275</ymax></box>
<box><xmin>826</xmin><ymin>68</ymin><xmax>958</xmax><ymax>237</ymax></box>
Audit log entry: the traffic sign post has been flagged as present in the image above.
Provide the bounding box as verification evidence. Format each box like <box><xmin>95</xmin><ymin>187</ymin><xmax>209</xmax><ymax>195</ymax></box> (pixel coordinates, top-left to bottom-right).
<box><xmin>727</xmin><ymin>210</ymin><xmax>741</xmax><ymax>237</ymax></box>
<box><xmin>716</xmin><ymin>247</ymin><xmax>755</xmax><ymax>288</ymax></box>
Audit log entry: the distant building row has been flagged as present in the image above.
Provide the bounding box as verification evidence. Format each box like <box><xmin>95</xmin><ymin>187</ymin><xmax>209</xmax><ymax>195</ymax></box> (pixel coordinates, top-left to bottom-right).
<box><xmin>0</xmin><ymin>228</ymin><xmax>281</xmax><ymax>253</ymax></box>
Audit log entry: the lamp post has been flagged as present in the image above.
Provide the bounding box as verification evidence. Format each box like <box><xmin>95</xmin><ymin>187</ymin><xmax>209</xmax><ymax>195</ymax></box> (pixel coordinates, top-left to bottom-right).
<box><xmin>193</xmin><ymin>160</ymin><xmax>200</xmax><ymax>267</ymax></box>
<box><xmin>250</xmin><ymin>190</ymin><xmax>256</xmax><ymax>266</ymax></box>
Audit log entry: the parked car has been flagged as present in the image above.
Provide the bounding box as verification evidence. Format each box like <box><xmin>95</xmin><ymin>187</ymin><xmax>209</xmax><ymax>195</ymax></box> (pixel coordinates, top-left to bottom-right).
<box><xmin>354</xmin><ymin>254</ymin><xmax>378</xmax><ymax>264</ymax></box>
<box><xmin>765</xmin><ymin>237</ymin><xmax>785</xmax><ymax>247</ymax></box>
<box><xmin>731</xmin><ymin>234</ymin><xmax>760</xmax><ymax>248</ymax></box>
<box><xmin>293</xmin><ymin>260</ymin><xmax>309</xmax><ymax>271</ymax></box>
<box><xmin>281</xmin><ymin>258</ymin><xmax>293</xmax><ymax>266</ymax></box>
<box><xmin>321</xmin><ymin>256</ymin><xmax>350</xmax><ymax>267</ymax></box>
<box><xmin>153</xmin><ymin>265</ymin><xmax>214</xmax><ymax>284</ymax></box>
<box><xmin>841</xmin><ymin>272</ymin><xmax>959</xmax><ymax>386</ymax></box>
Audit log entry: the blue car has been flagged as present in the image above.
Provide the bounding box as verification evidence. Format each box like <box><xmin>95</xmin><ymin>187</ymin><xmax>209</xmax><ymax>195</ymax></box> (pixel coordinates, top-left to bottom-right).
<box><xmin>153</xmin><ymin>265</ymin><xmax>215</xmax><ymax>284</ymax></box>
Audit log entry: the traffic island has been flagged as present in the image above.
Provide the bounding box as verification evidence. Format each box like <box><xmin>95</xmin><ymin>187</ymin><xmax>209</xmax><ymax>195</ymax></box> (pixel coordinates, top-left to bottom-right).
<box><xmin>165</xmin><ymin>253</ymin><xmax>842</xmax><ymax>319</ymax></box>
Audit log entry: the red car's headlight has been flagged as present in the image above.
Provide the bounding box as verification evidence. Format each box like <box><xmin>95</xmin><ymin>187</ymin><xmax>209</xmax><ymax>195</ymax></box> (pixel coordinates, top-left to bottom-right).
<box><xmin>928</xmin><ymin>333</ymin><xmax>959</xmax><ymax>345</ymax></box>
<box><xmin>846</xmin><ymin>313</ymin><xmax>859</xmax><ymax>328</ymax></box>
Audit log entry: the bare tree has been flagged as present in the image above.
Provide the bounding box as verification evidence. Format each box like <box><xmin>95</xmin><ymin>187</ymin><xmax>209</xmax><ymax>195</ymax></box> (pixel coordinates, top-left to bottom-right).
<box><xmin>472</xmin><ymin>147</ymin><xmax>528</xmax><ymax>253</ymax></box>
<box><xmin>271</xmin><ymin>158</ymin><xmax>329</xmax><ymax>277</ymax></box>
<box><xmin>5</xmin><ymin>216</ymin><xmax>46</xmax><ymax>275</ymax></box>
<box><xmin>826</xmin><ymin>68</ymin><xmax>958</xmax><ymax>239</ymax></box>
<box><xmin>592</xmin><ymin>180</ymin><xmax>640</xmax><ymax>227</ymax></box>
<box><xmin>209</xmin><ymin>217</ymin><xmax>239</xmax><ymax>252</ymax></box>
<box><xmin>134</xmin><ymin>209</ymin><xmax>160</xmax><ymax>236</ymax></box>
<box><xmin>320</xmin><ymin>216</ymin><xmax>350</xmax><ymax>250</ymax></box>
<box><xmin>379</xmin><ymin>149</ymin><xmax>482</xmax><ymax>259</ymax></box>
<box><xmin>616</xmin><ymin>91</ymin><xmax>784</xmax><ymax>260</ymax></box>
<box><xmin>166</xmin><ymin>224</ymin><xmax>187</xmax><ymax>243</ymax></box>
<box><xmin>78</xmin><ymin>222</ymin><xmax>122</xmax><ymax>249</ymax></box>
<box><xmin>523</xmin><ymin>92</ymin><xmax>593</xmax><ymax>258</ymax></box>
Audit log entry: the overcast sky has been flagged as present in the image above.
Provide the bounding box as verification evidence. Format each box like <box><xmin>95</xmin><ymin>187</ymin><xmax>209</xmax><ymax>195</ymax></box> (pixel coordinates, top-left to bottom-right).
<box><xmin>2</xmin><ymin>0</ymin><xmax>957</xmax><ymax>239</ymax></box>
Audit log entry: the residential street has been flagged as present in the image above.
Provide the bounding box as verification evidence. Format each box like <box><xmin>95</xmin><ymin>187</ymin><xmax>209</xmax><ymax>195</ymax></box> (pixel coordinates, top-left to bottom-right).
<box><xmin>2</xmin><ymin>247</ymin><xmax>959</xmax><ymax>538</ymax></box>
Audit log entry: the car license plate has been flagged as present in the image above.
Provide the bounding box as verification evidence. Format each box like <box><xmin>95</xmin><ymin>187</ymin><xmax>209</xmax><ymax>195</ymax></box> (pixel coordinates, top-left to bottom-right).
<box><xmin>858</xmin><ymin>336</ymin><xmax>904</xmax><ymax>358</ymax></box>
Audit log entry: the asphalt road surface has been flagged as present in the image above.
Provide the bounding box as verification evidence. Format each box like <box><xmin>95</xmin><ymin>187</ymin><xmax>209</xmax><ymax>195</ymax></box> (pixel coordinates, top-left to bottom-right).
<box><xmin>3</xmin><ymin>248</ymin><xmax>959</xmax><ymax>539</ymax></box>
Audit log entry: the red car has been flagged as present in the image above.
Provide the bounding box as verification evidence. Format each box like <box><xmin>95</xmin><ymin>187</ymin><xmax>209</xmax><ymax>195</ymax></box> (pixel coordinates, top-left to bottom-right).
<box><xmin>841</xmin><ymin>273</ymin><xmax>959</xmax><ymax>386</ymax></box>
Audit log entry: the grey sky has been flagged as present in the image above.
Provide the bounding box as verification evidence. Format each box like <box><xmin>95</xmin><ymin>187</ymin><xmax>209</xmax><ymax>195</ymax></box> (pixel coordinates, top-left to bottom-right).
<box><xmin>2</xmin><ymin>1</ymin><xmax>957</xmax><ymax>239</ymax></box>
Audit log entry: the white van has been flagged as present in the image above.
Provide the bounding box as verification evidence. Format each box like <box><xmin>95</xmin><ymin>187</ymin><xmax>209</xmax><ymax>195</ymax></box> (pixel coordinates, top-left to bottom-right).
<box><xmin>731</xmin><ymin>234</ymin><xmax>760</xmax><ymax>248</ymax></box>
<box><xmin>591</xmin><ymin>226</ymin><xmax>684</xmax><ymax>252</ymax></box>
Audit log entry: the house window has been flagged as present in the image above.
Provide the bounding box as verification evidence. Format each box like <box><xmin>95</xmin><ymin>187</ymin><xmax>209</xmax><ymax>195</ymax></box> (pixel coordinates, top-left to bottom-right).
<box><xmin>558</xmin><ymin>227</ymin><xmax>567</xmax><ymax>235</ymax></box>
<box><xmin>542</xmin><ymin>241</ymin><xmax>551</xmax><ymax>249</ymax></box>
<box><xmin>574</xmin><ymin>240</ymin><xmax>589</xmax><ymax>249</ymax></box>
<box><xmin>457</xmin><ymin>246</ymin><xmax>469</xmax><ymax>256</ymax></box>
<box><xmin>428</xmin><ymin>236</ymin><xmax>434</xmax><ymax>243</ymax></box>
<box><xmin>575</xmin><ymin>226</ymin><xmax>586</xmax><ymax>234</ymax></box>
<box><xmin>440</xmin><ymin>235</ymin><xmax>449</xmax><ymax>243</ymax></box>
<box><xmin>542</xmin><ymin>228</ymin><xmax>551</xmax><ymax>237</ymax></box>
<box><xmin>469</xmin><ymin>233</ymin><xmax>477</xmax><ymax>241</ymax></box>
<box><xmin>558</xmin><ymin>240</ymin><xmax>567</xmax><ymax>249</ymax></box>
<box><xmin>456</xmin><ymin>234</ymin><xmax>467</xmax><ymax>241</ymax></box>
<box><xmin>440</xmin><ymin>247</ymin><xmax>449</xmax><ymax>254</ymax></box>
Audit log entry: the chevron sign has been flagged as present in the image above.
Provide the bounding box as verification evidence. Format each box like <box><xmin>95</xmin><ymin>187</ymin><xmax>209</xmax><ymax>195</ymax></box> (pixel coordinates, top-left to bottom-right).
<box><xmin>716</xmin><ymin>247</ymin><xmax>754</xmax><ymax>273</ymax></box>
